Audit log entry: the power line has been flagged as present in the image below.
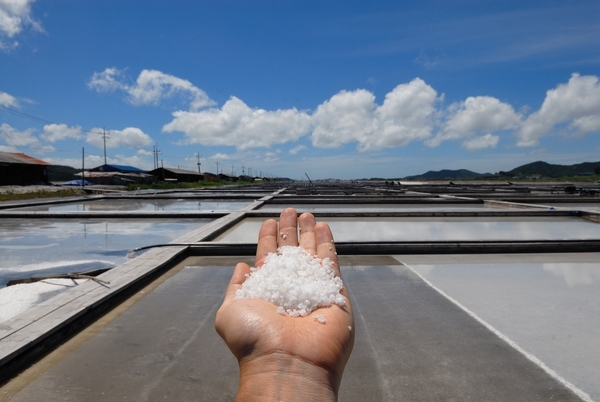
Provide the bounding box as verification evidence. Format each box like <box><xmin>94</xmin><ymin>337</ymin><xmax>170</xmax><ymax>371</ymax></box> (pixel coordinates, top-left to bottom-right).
<box><xmin>0</xmin><ymin>105</ymin><xmax>56</xmax><ymax>125</ymax></box>
<box><xmin>0</xmin><ymin>105</ymin><xmax>116</xmax><ymax>137</ymax></box>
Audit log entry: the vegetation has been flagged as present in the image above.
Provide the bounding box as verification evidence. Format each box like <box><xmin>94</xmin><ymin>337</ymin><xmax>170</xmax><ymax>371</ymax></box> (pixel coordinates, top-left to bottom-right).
<box><xmin>400</xmin><ymin>161</ymin><xmax>600</xmax><ymax>182</ymax></box>
<box><xmin>0</xmin><ymin>180</ymin><xmax>258</xmax><ymax>202</ymax></box>
<box><xmin>0</xmin><ymin>189</ymin><xmax>85</xmax><ymax>202</ymax></box>
<box><xmin>505</xmin><ymin>161</ymin><xmax>600</xmax><ymax>178</ymax></box>
<box><xmin>403</xmin><ymin>169</ymin><xmax>488</xmax><ymax>180</ymax></box>
<box><xmin>47</xmin><ymin>165</ymin><xmax>81</xmax><ymax>182</ymax></box>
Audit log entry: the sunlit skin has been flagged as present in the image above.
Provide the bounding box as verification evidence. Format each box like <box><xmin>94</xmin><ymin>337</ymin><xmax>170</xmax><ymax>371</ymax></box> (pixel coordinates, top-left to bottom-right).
<box><xmin>215</xmin><ymin>208</ymin><xmax>354</xmax><ymax>401</ymax></box>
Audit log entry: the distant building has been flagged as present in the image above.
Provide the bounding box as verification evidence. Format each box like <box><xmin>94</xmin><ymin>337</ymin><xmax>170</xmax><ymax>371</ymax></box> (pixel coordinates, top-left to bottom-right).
<box><xmin>0</xmin><ymin>152</ymin><xmax>50</xmax><ymax>185</ymax></box>
<box><xmin>78</xmin><ymin>164</ymin><xmax>153</xmax><ymax>185</ymax></box>
<box><xmin>218</xmin><ymin>173</ymin><xmax>238</xmax><ymax>182</ymax></box>
<box><xmin>88</xmin><ymin>164</ymin><xmax>146</xmax><ymax>173</ymax></box>
<box><xmin>203</xmin><ymin>172</ymin><xmax>220</xmax><ymax>182</ymax></box>
<box><xmin>238</xmin><ymin>175</ymin><xmax>254</xmax><ymax>182</ymax></box>
<box><xmin>149</xmin><ymin>167</ymin><xmax>203</xmax><ymax>183</ymax></box>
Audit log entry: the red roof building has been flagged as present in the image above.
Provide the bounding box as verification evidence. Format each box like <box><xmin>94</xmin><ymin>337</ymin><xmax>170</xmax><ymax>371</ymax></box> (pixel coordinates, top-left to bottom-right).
<box><xmin>0</xmin><ymin>152</ymin><xmax>51</xmax><ymax>185</ymax></box>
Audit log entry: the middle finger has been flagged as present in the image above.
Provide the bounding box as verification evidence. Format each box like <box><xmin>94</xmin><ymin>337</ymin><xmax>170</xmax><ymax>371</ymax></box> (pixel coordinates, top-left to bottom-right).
<box><xmin>277</xmin><ymin>207</ymin><xmax>299</xmax><ymax>247</ymax></box>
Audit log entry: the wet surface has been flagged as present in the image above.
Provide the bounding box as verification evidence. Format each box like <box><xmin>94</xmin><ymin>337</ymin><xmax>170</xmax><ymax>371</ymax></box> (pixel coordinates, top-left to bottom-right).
<box><xmin>217</xmin><ymin>216</ymin><xmax>600</xmax><ymax>242</ymax></box>
<box><xmin>0</xmin><ymin>218</ymin><xmax>212</xmax><ymax>286</ymax></box>
<box><xmin>6</xmin><ymin>262</ymin><xmax>583</xmax><ymax>401</ymax></box>
<box><xmin>259</xmin><ymin>203</ymin><xmax>494</xmax><ymax>212</ymax></box>
<box><xmin>9</xmin><ymin>199</ymin><xmax>252</xmax><ymax>212</ymax></box>
<box><xmin>551</xmin><ymin>203</ymin><xmax>600</xmax><ymax>212</ymax></box>
<box><xmin>405</xmin><ymin>255</ymin><xmax>600</xmax><ymax>400</ymax></box>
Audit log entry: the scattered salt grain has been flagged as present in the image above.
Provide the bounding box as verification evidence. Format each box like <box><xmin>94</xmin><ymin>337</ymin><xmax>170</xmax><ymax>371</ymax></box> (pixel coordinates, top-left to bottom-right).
<box><xmin>236</xmin><ymin>246</ymin><xmax>345</xmax><ymax>317</ymax></box>
<box><xmin>314</xmin><ymin>314</ymin><xmax>326</xmax><ymax>324</ymax></box>
<box><xmin>348</xmin><ymin>326</ymin><xmax>352</xmax><ymax>331</ymax></box>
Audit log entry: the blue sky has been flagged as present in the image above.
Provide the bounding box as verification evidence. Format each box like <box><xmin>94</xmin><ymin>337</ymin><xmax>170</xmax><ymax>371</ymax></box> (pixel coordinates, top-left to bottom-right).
<box><xmin>1</xmin><ymin>0</ymin><xmax>599</xmax><ymax>180</ymax></box>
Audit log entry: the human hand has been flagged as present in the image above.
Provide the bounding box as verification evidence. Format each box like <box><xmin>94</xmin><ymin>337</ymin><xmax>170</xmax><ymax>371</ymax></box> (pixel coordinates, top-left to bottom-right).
<box><xmin>215</xmin><ymin>208</ymin><xmax>354</xmax><ymax>401</ymax></box>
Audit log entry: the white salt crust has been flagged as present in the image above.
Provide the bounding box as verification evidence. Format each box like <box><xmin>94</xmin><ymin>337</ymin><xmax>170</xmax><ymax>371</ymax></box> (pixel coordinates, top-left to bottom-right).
<box><xmin>235</xmin><ymin>246</ymin><xmax>345</xmax><ymax>318</ymax></box>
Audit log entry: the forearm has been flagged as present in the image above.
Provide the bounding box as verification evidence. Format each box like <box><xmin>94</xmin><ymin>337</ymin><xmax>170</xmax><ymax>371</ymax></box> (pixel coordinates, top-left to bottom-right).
<box><xmin>236</xmin><ymin>353</ymin><xmax>339</xmax><ymax>402</ymax></box>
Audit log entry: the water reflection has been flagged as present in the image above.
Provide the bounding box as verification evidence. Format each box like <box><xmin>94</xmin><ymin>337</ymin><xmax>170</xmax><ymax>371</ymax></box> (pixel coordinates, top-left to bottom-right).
<box><xmin>0</xmin><ymin>218</ymin><xmax>212</xmax><ymax>286</ymax></box>
<box><xmin>11</xmin><ymin>199</ymin><xmax>252</xmax><ymax>212</ymax></box>
<box><xmin>259</xmin><ymin>203</ymin><xmax>493</xmax><ymax>212</ymax></box>
<box><xmin>218</xmin><ymin>217</ymin><xmax>600</xmax><ymax>242</ymax></box>
<box><xmin>406</xmin><ymin>260</ymin><xmax>600</xmax><ymax>399</ymax></box>
<box><xmin>543</xmin><ymin>263</ymin><xmax>600</xmax><ymax>287</ymax></box>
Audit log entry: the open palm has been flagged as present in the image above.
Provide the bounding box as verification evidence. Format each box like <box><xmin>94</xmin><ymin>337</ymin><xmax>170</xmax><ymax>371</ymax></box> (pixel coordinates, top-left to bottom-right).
<box><xmin>215</xmin><ymin>208</ymin><xmax>354</xmax><ymax>393</ymax></box>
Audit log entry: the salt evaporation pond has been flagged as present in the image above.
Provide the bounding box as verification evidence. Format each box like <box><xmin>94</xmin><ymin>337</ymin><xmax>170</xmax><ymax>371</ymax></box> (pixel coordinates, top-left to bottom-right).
<box><xmin>0</xmin><ymin>218</ymin><xmax>212</xmax><ymax>286</ymax></box>
<box><xmin>403</xmin><ymin>254</ymin><xmax>600</xmax><ymax>400</ymax></box>
<box><xmin>217</xmin><ymin>216</ymin><xmax>600</xmax><ymax>242</ymax></box>
<box><xmin>10</xmin><ymin>198</ymin><xmax>252</xmax><ymax>212</ymax></box>
<box><xmin>258</xmin><ymin>203</ymin><xmax>496</xmax><ymax>212</ymax></box>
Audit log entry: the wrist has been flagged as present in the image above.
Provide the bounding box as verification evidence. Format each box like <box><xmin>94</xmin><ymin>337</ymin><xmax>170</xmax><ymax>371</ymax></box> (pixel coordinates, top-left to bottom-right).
<box><xmin>236</xmin><ymin>352</ymin><xmax>339</xmax><ymax>402</ymax></box>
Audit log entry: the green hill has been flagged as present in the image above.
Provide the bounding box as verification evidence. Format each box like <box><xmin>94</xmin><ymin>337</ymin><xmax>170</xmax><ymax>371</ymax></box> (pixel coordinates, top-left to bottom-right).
<box><xmin>47</xmin><ymin>165</ymin><xmax>81</xmax><ymax>182</ymax></box>
<box><xmin>403</xmin><ymin>169</ymin><xmax>487</xmax><ymax>180</ymax></box>
<box><xmin>505</xmin><ymin>161</ymin><xmax>600</xmax><ymax>178</ymax></box>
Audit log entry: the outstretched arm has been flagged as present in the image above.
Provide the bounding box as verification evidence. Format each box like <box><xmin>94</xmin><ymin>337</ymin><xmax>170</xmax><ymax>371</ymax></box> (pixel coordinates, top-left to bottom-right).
<box><xmin>215</xmin><ymin>208</ymin><xmax>354</xmax><ymax>401</ymax></box>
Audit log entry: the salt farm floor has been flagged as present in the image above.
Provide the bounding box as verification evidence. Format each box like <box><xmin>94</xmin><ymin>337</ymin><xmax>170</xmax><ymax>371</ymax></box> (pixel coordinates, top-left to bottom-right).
<box><xmin>1</xmin><ymin>181</ymin><xmax>599</xmax><ymax>401</ymax></box>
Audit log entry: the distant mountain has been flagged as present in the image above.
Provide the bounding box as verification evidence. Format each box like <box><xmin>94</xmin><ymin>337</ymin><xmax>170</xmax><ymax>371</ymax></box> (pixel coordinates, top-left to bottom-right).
<box><xmin>401</xmin><ymin>161</ymin><xmax>600</xmax><ymax>181</ymax></box>
<box><xmin>403</xmin><ymin>169</ymin><xmax>488</xmax><ymax>180</ymax></box>
<box><xmin>504</xmin><ymin>161</ymin><xmax>600</xmax><ymax>178</ymax></box>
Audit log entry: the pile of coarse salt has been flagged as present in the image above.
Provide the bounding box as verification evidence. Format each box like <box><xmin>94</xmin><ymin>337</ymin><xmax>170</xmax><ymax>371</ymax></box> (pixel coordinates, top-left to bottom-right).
<box><xmin>235</xmin><ymin>246</ymin><xmax>345</xmax><ymax>319</ymax></box>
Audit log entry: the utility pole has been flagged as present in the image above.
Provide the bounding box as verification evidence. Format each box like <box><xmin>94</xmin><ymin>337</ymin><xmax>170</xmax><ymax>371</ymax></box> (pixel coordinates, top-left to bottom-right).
<box><xmin>231</xmin><ymin>165</ymin><xmax>235</xmax><ymax>175</ymax></box>
<box><xmin>196</xmin><ymin>153</ymin><xmax>202</xmax><ymax>174</ymax></box>
<box><xmin>216</xmin><ymin>160</ymin><xmax>220</xmax><ymax>174</ymax></box>
<box><xmin>102</xmin><ymin>128</ymin><xmax>109</xmax><ymax>165</ymax></box>
<box><xmin>153</xmin><ymin>145</ymin><xmax>161</xmax><ymax>170</ymax></box>
<box><xmin>81</xmin><ymin>147</ymin><xmax>85</xmax><ymax>188</ymax></box>
<box><xmin>241</xmin><ymin>165</ymin><xmax>245</xmax><ymax>175</ymax></box>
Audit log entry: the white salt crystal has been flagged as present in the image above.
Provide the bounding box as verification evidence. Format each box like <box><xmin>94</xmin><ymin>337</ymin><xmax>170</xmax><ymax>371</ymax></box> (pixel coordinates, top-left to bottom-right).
<box><xmin>235</xmin><ymin>246</ymin><xmax>345</xmax><ymax>317</ymax></box>
<box><xmin>314</xmin><ymin>314</ymin><xmax>326</xmax><ymax>324</ymax></box>
<box><xmin>348</xmin><ymin>326</ymin><xmax>352</xmax><ymax>331</ymax></box>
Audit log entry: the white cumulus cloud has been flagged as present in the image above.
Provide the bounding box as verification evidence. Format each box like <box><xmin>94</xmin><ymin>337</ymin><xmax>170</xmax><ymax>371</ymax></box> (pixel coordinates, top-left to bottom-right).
<box><xmin>311</xmin><ymin>89</ymin><xmax>375</xmax><ymax>148</ymax></box>
<box><xmin>86</xmin><ymin>127</ymin><xmax>153</xmax><ymax>150</ymax></box>
<box><xmin>0</xmin><ymin>122</ymin><xmax>53</xmax><ymax>152</ymax></box>
<box><xmin>428</xmin><ymin>96</ymin><xmax>521</xmax><ymax>147</ymax></box>
<box><xmin>1</xmin><ymin>122</ymin><xmax>36</xmax><ymax>146</ymax></box>
<box><xmin>208</xmin><ymin>152</ymin><xmax>232</xmax><ymax>160</ymax></box>
<box><xmin>88</xmin><ymin>68</ymin><xmax>214</xmax><ymax>111</ymax></box>
<box><xmin>311</xmin><ymin>78</ymin><xmax>439</xmax><ymax>151</ymax></box>
<box><xmin>517</xmin><ymin>73</ymin><xmax>600</xmax><ymax>146</ymax></box>
<box><xmin>571</xmin><ymin>115</ymin><xmax>600</xmax><ymax>133</ymax></box>
<box><xmin>41</xmin><ymin>124</ymin><xmax>82</xmax><ymax>142</ymax></box>
<box><xmin>0</xmin><ymin>0</ymin><xmax>42</xmax><ymax>50</ymax></box>
<box><xmin>462</xmin><ymin>133</ymin><xmax>499</xmax><ymax>150</ymax></box>
<box><xmin>368</xmin><ymin>78</ymin><xmax>438</xmax><ymax>151</ymax></box>
<box><xmin>88</xmin><ymin>67</ymin><xmax>124</xmax><ymax>93</ymax></box>
<box><xmin>289</xmin><ymin>145</ymin><xmax>306</xmax><ymax>155</ymax></box>
<box><xmin>0</xmin><ymin>90</ymin><xmax>19</xmax><ymax>107</ymax></box>
<box><xmin>163</xmin><ymin>96</ymin><xmax>312</xmax><ymax>150</ymax></box>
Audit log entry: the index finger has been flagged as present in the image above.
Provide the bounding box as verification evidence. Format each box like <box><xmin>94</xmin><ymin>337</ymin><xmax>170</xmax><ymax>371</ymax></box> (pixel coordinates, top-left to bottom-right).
<box><xmin>255</xmin><ymin>218</ymin><xmax>277</xmax><ymax>267</ymax></box>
